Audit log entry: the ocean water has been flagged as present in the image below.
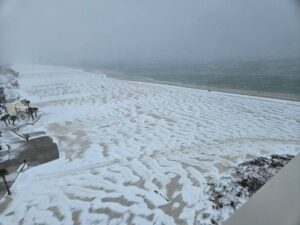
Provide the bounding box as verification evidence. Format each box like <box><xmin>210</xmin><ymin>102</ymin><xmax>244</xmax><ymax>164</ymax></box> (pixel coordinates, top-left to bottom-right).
<box><xmin>96</xmin><ymin>59</ymin><xmax>300</xmax><ymax>100</ymax></box>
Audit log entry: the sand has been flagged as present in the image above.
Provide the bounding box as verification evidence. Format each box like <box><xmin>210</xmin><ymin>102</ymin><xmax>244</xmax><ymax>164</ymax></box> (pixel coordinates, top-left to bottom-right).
<box><xmin>0</xmin><ymin>64</ymin><xmax>299</xmax><ymax>225</ymax></box>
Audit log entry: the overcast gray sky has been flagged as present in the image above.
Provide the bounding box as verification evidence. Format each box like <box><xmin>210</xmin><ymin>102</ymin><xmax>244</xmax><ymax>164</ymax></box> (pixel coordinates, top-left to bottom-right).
<box><xmin>0</xmin><ymin>0</ymin><xmax>299</xmax><ymax>66</ymax></box>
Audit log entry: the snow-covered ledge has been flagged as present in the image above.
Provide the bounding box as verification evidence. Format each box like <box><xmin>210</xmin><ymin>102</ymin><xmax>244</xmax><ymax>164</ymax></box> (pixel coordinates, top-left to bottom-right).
<box><xmin>224</xmin><ymin>153</ymin><xmax>300</xmax><ymax>225</ymax></box>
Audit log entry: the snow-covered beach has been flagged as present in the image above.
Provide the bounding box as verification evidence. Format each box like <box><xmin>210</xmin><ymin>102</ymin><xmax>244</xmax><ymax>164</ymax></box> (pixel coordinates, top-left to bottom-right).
<box><xmin>0</xmin><ymin>64</ymin><xmax>299</xmax><ymax>225</ymax></box>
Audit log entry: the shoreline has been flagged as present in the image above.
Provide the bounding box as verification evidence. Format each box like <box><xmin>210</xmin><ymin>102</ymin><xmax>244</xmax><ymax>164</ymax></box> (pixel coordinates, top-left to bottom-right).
<box><xmin>94</xmin><ymin>68</ymin><xmax>300</xmax><ymax>103</ymax></box>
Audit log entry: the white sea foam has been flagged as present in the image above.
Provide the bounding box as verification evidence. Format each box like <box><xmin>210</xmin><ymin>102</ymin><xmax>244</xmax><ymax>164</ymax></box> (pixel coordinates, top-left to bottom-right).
<box><xmin>0</xmin><ymin>64</ymin><xmax>299</xmax><ymax>225</ymax></box>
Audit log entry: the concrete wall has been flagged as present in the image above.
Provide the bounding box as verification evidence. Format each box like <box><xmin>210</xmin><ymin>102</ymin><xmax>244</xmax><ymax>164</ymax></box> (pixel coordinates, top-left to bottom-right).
<box><xmin>224</xmin><ymin>154</ymin><xmax>300</xmax><ymax>225</ymax></box>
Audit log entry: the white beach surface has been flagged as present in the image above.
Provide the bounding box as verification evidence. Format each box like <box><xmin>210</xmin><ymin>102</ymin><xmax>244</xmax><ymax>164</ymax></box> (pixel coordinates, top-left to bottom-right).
<box><xmin>0</xmin><ymin>64</ymin><xmax>299</xmax><ymax>225</ymax></box>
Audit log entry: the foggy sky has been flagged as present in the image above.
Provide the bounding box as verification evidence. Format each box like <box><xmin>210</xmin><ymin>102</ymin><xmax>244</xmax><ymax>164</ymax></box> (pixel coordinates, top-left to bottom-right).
<box><xmin>0</xmin><ymin>0</ymin><xmax>300</xmax><ymax>66</ymax></box>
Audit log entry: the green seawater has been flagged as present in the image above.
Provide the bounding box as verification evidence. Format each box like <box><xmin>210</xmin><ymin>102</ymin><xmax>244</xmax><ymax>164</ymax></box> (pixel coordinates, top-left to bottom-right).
<box><xmin>96</xmin><ymin>59</ymin><xmax>300</xmax><ymax>98</ymax></box>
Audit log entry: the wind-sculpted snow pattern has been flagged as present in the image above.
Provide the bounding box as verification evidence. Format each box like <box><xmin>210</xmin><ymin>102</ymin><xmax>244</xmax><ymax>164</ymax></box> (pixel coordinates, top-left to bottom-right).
<box><xmin>0</xmin><ymin>65</ymin><xmax>299</xmax><ymax>225</ymax></box>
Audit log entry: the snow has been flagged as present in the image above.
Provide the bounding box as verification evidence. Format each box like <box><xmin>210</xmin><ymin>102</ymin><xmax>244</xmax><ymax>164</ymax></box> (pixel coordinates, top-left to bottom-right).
<box><xmin>0</xmin><ymin>64</ymin><xmax>299</xmax><ymax>225</ymax></box>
